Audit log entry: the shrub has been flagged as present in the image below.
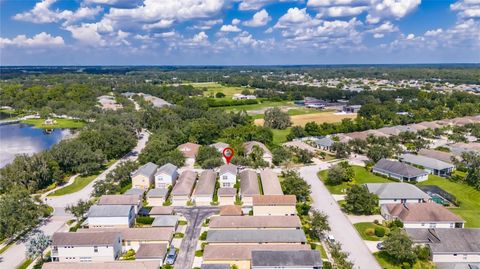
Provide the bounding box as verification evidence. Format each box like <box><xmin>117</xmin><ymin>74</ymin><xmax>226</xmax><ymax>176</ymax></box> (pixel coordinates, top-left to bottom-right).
<box><xmin>375</xmin><ymin>227</ymin><xmax>385</xmax><ymax>237</ymax></box>
<box><xmin>373</xmin><ymin>219</ymin><xmax>380</xmax><ymax>225</ymax></box>
<box><xmin>195</xmin><ymin>250</ymin><xmax>203</xmax><ymax>257</ymax></box>
<box><xmin>199</xmin><ymin>231</ymin><xmax>207</xmax><ymax>241</ymax></box>
<box><xmin>323</xmin><ymin>261</ymin><xmax>333</xmax><ymax>269</ymax></box>
<box><xmin>415</xmin><ymin>245</ymin><xmax>432</xmax><ymax>261</ymax></box>
<box><xmin>174</xmin><ymin>233</ymin><xmax>184</xmax><ymax>238</ymax></box>
<box><xmin>365</xmin><ymin>228</ymin><xmax>374</xmax><ymax>236</ymax></box>
<box><xmin>401</xmin><ymin>262</ymin><xmax>411</xmax><ymax>269</ymax></box>
<box><xmin>136</xmin><ymin>216</ymin><xmax>154</xmax><ymax>225</ymax></box>
<box><xmin>393</xmin><ymin>219</ymin><xmax>404</xmax><ymax>228</ymax></box>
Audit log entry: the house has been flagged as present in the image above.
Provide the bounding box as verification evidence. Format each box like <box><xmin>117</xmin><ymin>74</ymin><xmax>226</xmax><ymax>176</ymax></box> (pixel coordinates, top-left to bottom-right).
<box><xmin>240</xmin><ymin>170</ymin><xmax>260</xmax><ymax>206</ymax></box>
<box><xmin>51</xmin><ymin>232</ymin><xmax>122</xmax><ymax>262</ymax></box>
<box><xmin>149</xmin><ymin>206</ymin><xmax>174</xmax><ymax>217</ymax></box>
<box><xmin>283</xmin><ymin>141</ymin><xmax>317</xmax><ymax>154</ymax></box>
<box><xmin>43</xmin><ymin>261</ymin><xmax>160</xmax><ymax>269</ymax></box>
<box><xmin>342</xmin><ymin>105</ymin><xmax>361</xmax><ymax>113</ymax></box>
<box><xmin>418</xmin><ymin>121</ymin><xmax>441</xmax><ymax>130</ymax></box>
<box><xmin>192</xmin><ymin>170</ymin><xmax>217</xmax><ymax>205</ymax></box>
<box><xmin>314</xmin><ymin>136</ymin><xmax>335</xmax><ymax>151</ymax></box>
<box><xmin>252</xmin><ymin>195</ymin><xmax>297</xmax><ymax>216</ymax></box>
<box><xmin>244</xmin><ymin>141</ymin><xmax>273</xmax><ymax>165</ymax></box>
<box><xmin>218</xmin><ymin>188</ymin><xmax>237</xmax><ymax>205</ymax></box>
<box><xmin>146</xmin><ymin>188</ymin><xmax>169</xmax><ymax>206</ymax></box>
<box><xmin>406</xmin><ymin>228</ymin><xmax>480</xmax><ymax>263</ymax></box>
<box><xmin>381</xmin><ymin>203</ymin><xmax>465</xmax><ymax>229</ymax></box>
<box><xmin>152</xmin><ymin>215</ymin><xmax>179</xmax><ymax>229</ymax></box>
<box><xmin>211</xmin><ymin>142</ymin><xmax>230</xmax><ymax>153</ymax></box>
<box><xmin>98</xmin><ymin>195</ymin><xmax>142</xmax><ymax>214</ymax></box>
<box><xmin>219</xmin><ymin>205</ymin><xmax>243</xmax><ymax>216</ymax></box>
<box><xmin>124</xmin><ymin>188</ymin><xmax>146</xmax><ymax>197</ymax></box>
<box><xmin>154</xmin><ymin>163</ymin><xmax>178</xmax><ymax>189</ymax></box>
<box><xmin>171</xmin><ymin>170</ymin><xmax>197</xmax><ymax>206</ymax></box>
<box><xmin>251</xmin><ymin>250</ymin><xmax>323</xmax><ymax>269</ymax></box>
<box><xmin>177</xmin><ymin>142</ymin><xmax>201</xmax><ymax>166</ymax></box>
<box><xmin>400</xmin><ymin>154</ymin><xmax>455</xmax><ymax>177</ymax></box>
<box><xmin>448</xmin><ymin>143</ymin><xmax>480</xmax><ymax>155</ymax></box>
<box><xmin>203</xmin><ymin>245</ymin><xmax>310</xmax><ymax>269</ymax></box>
<box><xmin>218</xmin><ymin>164</ymin><xmax>237</xmax><ymax>188</ymax></box>
<box><xmin>206</xmin><ymin>229</ymin><xmax>307</xmax><ymax>245</ymax></box>
<box><xmin>233</xmin><ymin>93</ymin><xmax>256</xmax><ymax>100</ymax></box>
<box><xmin>372</xmin><ymin>159</ymin><xmax>429</xmax><ymax>182</ymax></box>
<box><xmin>365</xmin><ymin>183</ymin><xmax>431</xmax><ymax>205</ymax></box>
<box><xmin>209</xmin><ymin>216</ymin><xmax>302</xmax><ymax>230</ymax></box>
<box><xmin>259</xmin><ymin>169</ymin><xmax>283</xmax><ymax>195</ymax></box>
<box><xmin>376</xmin><ymin>127</ymin><xmax>403</xmax><ymax>136</ymax></box>
<box><xmin>131</xmin><ymin>162</ymin><xmax>158</xmax><ymax>189</ymax></box>
<box><xmin>418</xmin><ymin>149</ymin><xmax>457</xmax><ymax>164</ymax></box>
<box><xmin>135</xmin><ymin>243</ymin><xmax>168</xmax><ymax>265</ymax></box>
<box><xmin>87</xmin><ymin>205</ymin><xmax>135</xmax><ymax>228</ymax></box>
<box><xmin>78</xmin><ymin>227</ymin><xmax>174</xmax><ymax>252</ymax></box>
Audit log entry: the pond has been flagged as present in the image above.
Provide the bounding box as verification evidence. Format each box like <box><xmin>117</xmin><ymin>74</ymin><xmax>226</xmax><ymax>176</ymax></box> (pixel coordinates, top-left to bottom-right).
<box><xmin>0</xmin><ymin>123</ymin><xmax>72</xmax><ymax>168</ymax></box>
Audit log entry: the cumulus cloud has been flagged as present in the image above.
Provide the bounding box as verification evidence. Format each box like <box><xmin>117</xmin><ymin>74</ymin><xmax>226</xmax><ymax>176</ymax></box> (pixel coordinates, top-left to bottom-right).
<box><xmin>192</xmin><ymin>31</ymin><xmax>209</xmax><ymax>42</ymax></box>
<box><xmin>13</xmin><ymin>0</ymin><xmax>102</xmax><ymax>25</ymax></box>
<box><xmin>191</xmin><ymin>19</ymin><xmax>223</xmax><ymax>30</ymax></box>
<box><xmin>142</xmin><ymin>19</ymin><xmax>175</xmax><ymax>30</ymax></box>
<box><xmin>450</xmin><ymin>0</ymin><xmax>480</xmax><ymax>18</ymax></box>
<box><xmin>0</xmin><ymin>32</ymin><xmax>64</xmax><ymax>47</ymax></box>
<box><xmin>232</xmin><ymin>18</ymin><xmax>241</xmax><ymax>25</ymax></box>
<box><xmin>220</xmin><ymin>24</ymin><xmax>242</xmax><ymax>32</ymax></box>
<box><xmin>368</xmin><ymin>21</ymin><xmax>398</xmax><ymax>38</ymax></box>
<box><xmin>238</xmin><ymin>0</ymin><xmax>302</xmax><ymax>11</ymax></box>
<box><xmin>243</xmin><ymin>9</ymin><xmax>271</xmax><ymax>27</ymax></box>
<box><xmin>274</xmin><ymin>7</ymin><xmax>318</xmax><ymax>29</ymax></box>
<box><xmin>366</xmin><ymin>0</ymin><xmax>421</xmax><ymax>24</ymax></box>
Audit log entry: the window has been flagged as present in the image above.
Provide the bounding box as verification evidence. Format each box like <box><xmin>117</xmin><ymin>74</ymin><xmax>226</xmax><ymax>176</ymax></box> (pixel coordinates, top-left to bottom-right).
<box><xmin>222</xmin><ymin>175</ymin><xmax>227</xmax><ymax>180</ymax></box>
<box><xmin>429</xmin><ymin>223</ymin><xmax>436</xmax><ymax>228</ymax></box>
<box><xmin>94</xmin><ymin>246</ymin><xmax>98</xmax><ymax>253</ymax></box>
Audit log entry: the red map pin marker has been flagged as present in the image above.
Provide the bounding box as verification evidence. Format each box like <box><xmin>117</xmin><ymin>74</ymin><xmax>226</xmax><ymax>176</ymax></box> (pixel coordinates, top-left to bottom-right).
<box><xmin>222</xmin><ymin>147</ymin><xmax>235</xmax><ymax>164</ymax></box>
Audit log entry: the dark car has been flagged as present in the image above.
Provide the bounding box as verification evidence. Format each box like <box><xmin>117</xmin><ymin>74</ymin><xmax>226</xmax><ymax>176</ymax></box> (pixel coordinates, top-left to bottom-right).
<box><xmin>376</xmin><ymin>242</ymin><xmax>384</xmax><ymax>250</ymax></box>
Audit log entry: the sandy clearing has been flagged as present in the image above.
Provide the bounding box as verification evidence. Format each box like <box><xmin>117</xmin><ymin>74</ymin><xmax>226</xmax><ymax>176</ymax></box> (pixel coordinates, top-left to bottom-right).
<box><xmin>254</xmin><ymin>111</ymin><xmax>357</xmax><ymax>126</ymax></box>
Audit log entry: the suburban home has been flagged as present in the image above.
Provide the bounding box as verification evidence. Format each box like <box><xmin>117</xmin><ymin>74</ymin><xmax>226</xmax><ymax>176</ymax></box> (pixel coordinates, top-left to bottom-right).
<box><xmin>381</xmin><ymin>203</ymin><xmax>465</xmax><ymax>228</ymax></box>
<box><xmin>206</xmin><ymin>229</ymin><xmax>307</xmax><ymax>245</ymax></box>
<box><xmin>51</xmin><ymin>232</ymin><xmax>122</xmax><ymax>263</ymax></box>
<box><xmin>417</xmin><ymin>149</ymin><xmax>457</xmax><ymax>165</ymax></box>
<box><xmin>314</xmin><ymin>136</ymin><xmax>335</xmax><ymax>151</ymax></box>
<box><xmin>219</xmin><ymin>205</ymin><xmax>243</xmax><ymax>216</ymax></box>
<box><xmin>152</xmin><ymin>215</ymin><xmax>179</xmax><ymax>229</ymax></box>
<box><xmin>87</xmin><ymin>205</ymin><xmax>135</xmax><ymax>228</ymax></box>
<box><xmin>448</xmin><ymin>142</ymin><xmax>480</xmax><ymax>155</ymax></box>
<box><xmin>209</xmin><ymin>216</ymin><xmax>302</xmax><ymax>230</ymax></box>
<box><xmin>417</xmin><ymin>121</ymin><xmax>441</xmax><ymax>130</ymax></box>
<box><xmin>364</xmin><ymin>183</ymin><xmax>431</xmax><ymax>205</ymax></box>
<box><xmin>43</xmin><ymin>261</ymin><xmax>159</xmax><ymax>269</ymax></box>
<box><xmin>406</xmin><ymin>228</ymin><xmax>480</xmax><ymax>263</ymax></box>
<box><xmin>342</xmin><ymin>105</ymin><xmax>361</xmax><ymax>113</ymax></box>
<box><xmin>124</xmin><ymin>188</ymin><xmax>146</xmax><ymax>197</ymax></box>
<box><xmin>154</xmin><ymin>163</ymin><xmax>178</xmax><ymax>189</ymax></box>
<box><xmin>97</xmin><ymin>195</ymin><xmax>142</xmax><ymax>214</ymax></box>
<box><xmin>192</xmin><ymin>169</ymin><xmax>217</xmax><ymax>205</ymax></box>
<box><xmin>259</xmin><ymin>169</ymin><xmax>283</xmax><ymax>195</ymax></box>
<box><xmin>211</xmin><ymin>142</ymin><xmax>230</xmax><ymax>153</ymax></box>
<box><xmin>253</xmin><ymin>195</ymin><xmax>297</xmax><ymax>216</ymax></box>
<box><xmin>146</xmin><ymin>188</ymin><xmax>169</xmax><ymax>206</ymax></box>
<box><xmin>400</xmin><ymin>153</ymin><xmax>455</xmax><ymax>177</ymax></box>
<box><xmin>135</xmin><ymin>243</ymin><xmax>168</xmax><ymax>265</ymax></box>
<box><xmin>149</xmin><ymin>206</ymin><xmax>174</xmax><ymax>217</ymax></box>
<box><xmin>218</xmin><ymin>164</ymin><xmax>237</xmax><ymax>188</ymax></box>
<box><xmin>372</xmin><ymin>159</ymin><xmax>429</xmax><ymax>182</ymax></box>
<box><xmin>177</xmin><ymin>142</ymin><xmax>201</xmax><ymax>166</ymax></box>
<box><xmin>171</xmin><ymin>170</ymin><xmax>197</xmax><ymax>206</ymax></box>
<box><xmin>218</xmin><ymin>188</ymin><xmax>237</xmax><ymax>205</ymax></box>
<box><xmin>203</xmin><ymin>244</ymin><xmax>310</xmax><ymax>269</ymax></box>
<box><xmin>78</xmin><ymin>227</ymin><xmax>174</xmax><ymax>252</ymax></box>
<box><xmin>131</xmin><ymin>162</ymin><xmax>158</xmax><ymax>189</ymax></box>
<box><xmin>376</xmin><ymin>127</ymin><xmax>403</xmax><ymax>136</ymax></box>
<box><xmin>239</xmin><ymin>169</ymin><xmax>260</xmax><ymax>206</ymax></box>
<box><xmin>283</xmin><ymin>140</ymin><xmax>317</xmax><ymax>154</ymax></box>
<box><xmin>251</xmin><ymin>250</ymin><xmax>323</xmax><ymax>269</ymax></box>
<box><xmin>244</xmin><ymin>141</ymin><xmax>273</xmax><ymax>165</ymax></box>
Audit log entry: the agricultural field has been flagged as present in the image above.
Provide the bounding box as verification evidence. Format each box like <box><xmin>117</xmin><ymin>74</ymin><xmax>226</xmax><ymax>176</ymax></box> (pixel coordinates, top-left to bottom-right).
<box><xmin>255</xmin><ymin>111</ymin><xmax>357</xmax><ymax>127</ymax></box>
<box><xmin>188</xmin><ymin>82</ymin><xmax>246</xmax><ymax>98</ymax></box>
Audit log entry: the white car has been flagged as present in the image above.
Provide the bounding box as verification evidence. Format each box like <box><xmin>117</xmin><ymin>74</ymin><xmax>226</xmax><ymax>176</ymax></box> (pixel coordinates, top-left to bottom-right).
<box><xmin>327</xmin><ymin>234</ymin><xmax>336</xmax><ymax>243</ymax></box>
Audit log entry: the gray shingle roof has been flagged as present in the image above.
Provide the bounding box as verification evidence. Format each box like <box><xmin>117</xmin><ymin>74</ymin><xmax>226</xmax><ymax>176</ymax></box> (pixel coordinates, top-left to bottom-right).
<box><xmin>217</xmin><ymin>187</ymin><xmax>236</xmax><ymax>197</ymax></box>
<box><xmin>240</xmin><ymin>169</ymin><xmax>260</xmax><ymax>196</ymax></box>
<box><xmin>244</xmin><ymin>141</ymin><xmax>272</xmax><ymax>156</ymax></box>
<box><xmin>251</xmin><ymin>250</ymin><xmax>322</xmax><ymax>267</ymax></box>
<box><xmin>373</xmin><ymin>159</ymin><xmax>427</xmax><ymax>178</ymax></box>
<box><xmin>136</xmin><ymin>243</ymin><xmax>168</xmax><ymax>259</ymax></box>
<box><xmin>405</xmin><ymin>228</ymin><xmax>480</xmax><ymax>254</ymax></box>
<box><xmin>194</xmin><ymin>170</ymin><xmax>216</xmax><ymax>196</ymax></box>
<box><xmin>315</xmin><ymin>136</ymin><xmax>334</xmax><ymax>147</ymax></box>
<box><xmin>147</xmin><ymin>188</ymin><xmax>169</xmax><ymax>198</ymax></box>
<box><xmin>417</xmin><ymin>149</ymin><xmax>457</xmax><ymax>164</ymax></box>
<box><xmin>88</xmin><ymin>205</ymin><xmax>133</xmax><ymax>217</ymax></box>
<box><xmin>365</xmin><ymin>183</ymin><xmax>430</xmax><ymax>200</ymax></box>
<box><xmin>218</xmin><ymin>164</ymin><xmax>237</xmax><ymax>176</ymax></box>
<box><xmin>400</xmin><ymin>153</ymin><xmax>455</xmax><ymax>170</ymax></box>
<box><xmin>124</xmin><ymin>188</ymin><xmax>146</xmax><ymax>196</ymax></box>
<box><xmin>132</xmin><ymin>162</ymin><xmax>158</xmax><ymax>178</ymax></box>
<box><xmin>152</xmin><ymin>215</ymin><xmax>178</xmax><ymax>227</ymax></box>
<box><xmin>171</xmin><ymin>170</ymin><xmax>196</xmax><ymax>196</ymax></box>
<box><xmin>201</xmin><ymin>264</ymin><xmax>231</xmax><ymax>269</ymax></box>
<box><xmin>259</xmin><ymin>168</ymin><xmax>283</xmax><ymax>195</ymax></box>
<box><xmin>155</xmin><ymin>163</ymin><xmax>178</xmax><ymax>177</ymax></box>
<box><xmin>52</xmin><ymin>232</ymin><xmax>119</xmax><ymax>246</ymax></box>
<box><xmin>206</xmin><ymin>229</ymin><xmax>307</xmax><ymax>243</ymax></box>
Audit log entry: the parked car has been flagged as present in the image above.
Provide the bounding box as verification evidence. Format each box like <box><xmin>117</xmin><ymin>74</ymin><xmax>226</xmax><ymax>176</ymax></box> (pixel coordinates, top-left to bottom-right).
<box><xmin>327</xmin><ymin>234</ymin><xmax>336</xmax><ymax>243</ymax></box>
<box><xmin>165</xmin><ymin>247</ymin><xmax>177</xmax><ymax>265</ymax></box>
<box><xmin>376</xmin><ymin>242</ymin><xmax>384</xmax><ymax>250</ymax></box>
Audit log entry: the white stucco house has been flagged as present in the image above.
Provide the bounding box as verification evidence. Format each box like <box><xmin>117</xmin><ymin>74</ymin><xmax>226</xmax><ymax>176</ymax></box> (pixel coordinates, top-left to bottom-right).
<box><xmin>87</xmin><ymin>205</ymin><xmax>136</xmax><ymax>229</ymax></box>
<box><xmin>154</xmin><ymin>163</ymin><xmax>178</xmax><ymax>189</ymax></box>
<box><xmin>218</xmin><ymin>164</ymin><xmax>237</xmax><ymax>188</ymax></box>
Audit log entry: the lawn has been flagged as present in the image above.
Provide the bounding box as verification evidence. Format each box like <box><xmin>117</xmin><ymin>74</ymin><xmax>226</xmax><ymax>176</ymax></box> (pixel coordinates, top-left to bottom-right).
<box><xmin>48</xmin><ymin>174</ymin><xmax>97</xmax><ymax>196</ymax></box>
<box><xmin>418</xmin><ymin>175</ymin><xmax>480</xmax><ymax>228</ymax></box>
<box><xmin>272</xmin><ymin>128</ymin><xmax>291</xmax><ymax>145</ymax></box>
<box><xmin>315</xmin><ymin>244</ymin><xmax>328</xmax><ymax>259</ymax></box>
<box><xmin>318</xmin><ymin>166</ymin><xmax>391</xmax><ymax>194</ymax></box>
<box><xmin>223</xmin><ymin>100</ymin><xmax>293</xmax><ymax>112</ymax></box>
<box><xmin>255</xmin><ymin>111</ymin><xmax>357</xmax><ymax>127</ymax></box>
<box><xmin>253</xmin><ymin>107</ymin><xmax>330</xmax><ymax>120</ymax></box>
<box><xmin>21</xmin><ymin>118</ymin><xmax>86</xmax><ymax>129</ymax></box>
<box><xmin>354</xmin><ymin>222</ymin><xmax>389</xmax><ymax>241</ymax></box>
<box><xmin>374</xmin><ymin>252</ymin><xmax>435</xmax><ymax>269</ymax></box>
<box><xmin>16</xmin><ymin>259</ymin><xmax>33</xmax><ymax>269</ymax></box>
<box><xmin>189</xmin><ymin>82</ymin><xmax>245</xmax><ymax>98</ymax></box>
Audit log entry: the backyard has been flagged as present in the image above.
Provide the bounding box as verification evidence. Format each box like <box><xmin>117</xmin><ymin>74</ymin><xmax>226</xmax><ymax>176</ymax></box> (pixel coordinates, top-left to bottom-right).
<box><xmin>318</xmin><ymin>166</ymin><xmax>391</xmax><ymax>194</ymax></box>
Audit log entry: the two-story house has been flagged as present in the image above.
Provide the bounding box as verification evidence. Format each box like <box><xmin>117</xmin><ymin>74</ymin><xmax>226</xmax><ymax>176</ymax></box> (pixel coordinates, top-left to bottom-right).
<box><xmin>219</xmin><ymin>164</ymin><xmax>237</xmax><ymax>188</ymax></box>
<box><xmin>87</xmin><ymin>205</ymin><xmax>136</xmax><ymax>229</ymax></box>
<box><xmin>154</xmin><ymin>163</ymin><xmax>178</xmax><ymax>189</ymax></box>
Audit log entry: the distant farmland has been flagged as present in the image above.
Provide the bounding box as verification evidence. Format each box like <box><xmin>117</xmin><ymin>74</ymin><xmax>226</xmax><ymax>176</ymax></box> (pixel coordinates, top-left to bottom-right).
<box><xmin>254</xmin><ymin>111</ymin><xmax>357</xmax><ymax>127</ymax></box>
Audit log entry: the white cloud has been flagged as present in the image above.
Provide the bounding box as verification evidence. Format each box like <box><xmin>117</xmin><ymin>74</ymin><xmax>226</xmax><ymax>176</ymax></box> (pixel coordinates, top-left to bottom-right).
<box><xmin>0</xmin><ymin>32</ymin><xmax>64</xmax><ymax>48</ymax></box>
<box><xmin>307</xmin><ymin>0</ymin><xmax>366</xmax><ymax>6</ymax></box>
<box><xmin>367</xmin><ymin>0</ymin><xmax>421</xmax><ymax>24</ymax></box>
<box><xmin>243</xmin><ymin>9</ymin><xmax>271</xmax><ymax>27</ymax></box>
<box><xmin>220</xmin><ymin>24</ymin><xmax>242</xmax><ymax>32</ymax></box>
<box><xmin>142</xmin><ymin>19</ymin><xmax>175</xmax><ymax>30</ymax></box>
<box><xmin>192</xmin><ymin>31</ymin><xmax>209</xmax><ymax>42</ymax></box>
<box><xmin>450</xmin><ymin>0</ymin><xmax>480</xmax><ymax>18</ymax></box>
<box><xmin>13</xmin><ymin>0</ymin><xmax>102</xmax><ymax>25</ymax></box>
<box><xmin>368</xmin><ymin>21</ymin><xmax>398</xmax><ymax>38</ymax></box>
<box><xmin>317</xmin><ymin>6</ymin><xmax>369</xmax><ymax>17</ymax></box>
<box><xmin>275</xmin><ymin>8</ymin><xmax>318</xmax><ymax>29</ymax></box>
<box><xmin>238</xmin><ymin>0</ymin><xmax>301</xmax><ymax>11</ymax></box>
<box><xmin>232</xmin><ymin>18</ymin><xmax>241</xmax><ymax>25</ymax></box>
<box><xmin>191</xmin><ymin>19</ymin><xmax>223</xmax><ymax>30</ymax></box>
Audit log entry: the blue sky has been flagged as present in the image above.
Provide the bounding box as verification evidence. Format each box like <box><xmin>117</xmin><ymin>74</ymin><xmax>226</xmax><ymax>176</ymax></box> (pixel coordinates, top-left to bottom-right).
<box><xmin>0</xmin><ymin>0</ymin><xmax>479</xmax><ymax>65</ymax></box>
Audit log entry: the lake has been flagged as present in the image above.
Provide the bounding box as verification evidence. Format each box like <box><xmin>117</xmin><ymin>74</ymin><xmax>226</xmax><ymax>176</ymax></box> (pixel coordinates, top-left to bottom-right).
<box><xmin>0</xmin><ymin>123</ymin><xmax>72</xmax><ymax>168</ymax></box>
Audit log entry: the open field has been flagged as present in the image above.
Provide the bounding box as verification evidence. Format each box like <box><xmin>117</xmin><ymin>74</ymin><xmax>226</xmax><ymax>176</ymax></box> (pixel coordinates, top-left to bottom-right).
<box><xmin>318</xmin><ymin>166</ymin><xmax>391</xmax><ymax>194</ymax></box>
<box><xmin>255</xmin><ymin>111</ymin><xmax>357</xmax><ymax>127</ymax></box>
<box><xmin>21</xmin><ymin>118</ymin><xmax>86</xmax><ymax>129</ymax></box>
<box><xmin>188</xmin><ymin>82</ymin><xmax>245</xmax><ymax>98</ymax></box>
<box><xmin>48</xmin><ymin>174</ymin><xmax>97</xmax><ymax>196</ymax></box>
<box><xmin>272</xmin><ymin>128</ymin><xmax>291</xmax><ymax>145</ymax></box>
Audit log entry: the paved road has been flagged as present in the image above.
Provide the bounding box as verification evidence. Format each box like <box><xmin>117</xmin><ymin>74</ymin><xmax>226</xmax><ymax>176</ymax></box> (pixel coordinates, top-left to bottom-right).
<box><xmin>0</xmin><ymin>130</ymin><xmax>150</xmax><ymax>269</ymax></box>
<box><xmin>299</xmin><ymin>164</ymin><xmax>381</xmax><ymax>269</ymax></box>
<box><xmin>174</xmin><ymin>207</ymin><xmax>219</xmax><ymax>269</ymax></box>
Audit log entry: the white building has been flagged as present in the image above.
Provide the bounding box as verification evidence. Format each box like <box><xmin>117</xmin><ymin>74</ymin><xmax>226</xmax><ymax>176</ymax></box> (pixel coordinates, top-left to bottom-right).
<box><xmin>218</xmin><ymin>164</ymin><xmax>237</xmax><ymax>188</ymax></box>
<box><xmin>87</xmin><ymin>205</ymin><xmax>136</xmax><ymax>229</ymax></box>
<box><xmin>154</xmin><ymin>163</ymin><xmax>178</xmax><ymax>189</ymax></box>
<box><xmin>365</xmin><ymin>183</ymin><xmax>431</xmax><ymax>205</ymax></box>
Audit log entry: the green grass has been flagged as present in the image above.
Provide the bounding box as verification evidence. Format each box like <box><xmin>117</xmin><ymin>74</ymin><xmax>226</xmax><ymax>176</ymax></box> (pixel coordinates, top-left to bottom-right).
<box><xmin>374</xmin><ymin>252</ymin><xmax>435</xmax><ymax>269</ymax></box>
<box><xmin>253</xmin><ymin>107</ymin><xmax>332</xmax><ymax>119</ymax></box>
<box><xmin>21</xmin><ymin>118</ymin><xmax>86</xmax><ymax>129</ymax></box>
<box><xmin>354</xmin><ymin>222</ymin><xmax>389</xmax><ymax>241</ymax></box>
<box><xmin>48</xmin><ymin>174</ymin><xmax>97</xmax><ymax>196</ymax></box>
<box><xmin>272</xmin><ymin>128</ymin><xmax>291</xmax><ymax>145</ymax></box>
<box><xmin>16</xmin><ymin>259</ymin><xmax>33</xmax><ymax>269</ymax></box>
<box><xmin>319</xmin><ymin>166</ymin><xmax>391</xmax><ymax>194</ymax></box>
<box><xmin>189</xmin><ymin>82</ymin><xmax>245</xmax><ymax>98</ymax></box>
<box><xmin>418</xmin><ymin>175</ymin><xmax>480</xmax><ymax>228</ymax></box>
<box><xmin>315</xmin><ymin>244</ymin><xmax>328</xmax><ymax>259</ymax></box>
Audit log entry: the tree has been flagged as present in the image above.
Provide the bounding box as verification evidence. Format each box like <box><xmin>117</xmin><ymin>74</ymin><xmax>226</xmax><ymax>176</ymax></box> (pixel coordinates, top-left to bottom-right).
<box><xmin>248</xmin><ymin>145</ymin><xmax>269</xmax><ymax>168</ymax></box>
<box><xmin>92</xmin><ymin>179</ymin><xmax>119</xmax><ymax>197</ymax></box>
<box><xmin>281</xmin><ymin>170</ymin><xmax>311</xmax><ymax>202</ymax></box>
<box><xmin>458</xmin><ymin>151</ymin><xmax>480</xmax><ymax>189</ymax></box>
<box><xmin>329</xmin><ymin>242</ymin><xmax>354</xmax><ymax>269</ymax></box>
<box><xmin>272</xmin><ymin>147</ymin><xmax>293</xmax><ymax>165</ymax></box>
<box><xmin>65</xmin><ymin>199</ymin><xmax>93</xmax><ymax>222</ymax></box>
<box><xmin>263</xmin><ymin>107</ymin><xmax>292</xmax><ymax>130</ymax></box>
<box><xmin>367</xmin><ymin>144</ymin><xmax>392</xmax><ymax>163</ymax></box>
<box><xmin>310</xmin><ymin>210</ymin><xmax>330</xmax><ymax>239</ymax></box>
<box><xmin>326</xmin><ymin>162</ymin><xmax>354</xmax><ymax>185</ymax></box>
<box><xmin>196</xmin><ymin>146</ymin><xmax>223</xmax><ymax>169</ymax></box>
<box><xmin>215</xmin><ymin>92</ymin><xmax>226</xmax><ymax>98</ymax></box>
<box><xmin>383</xmin><ymin>230</ymin><xmax>417</xmax><ymax>264</ymax></box>
<box><xmin>25</xmin><ymin>232</ymin><xmax>50</xmax><ymax>260</ymax></box>
<box><xmin>332</xmin><ymin>142</ymin><xmax>351</xmax><ymax>159</ymax></box>
<box><xmin>344</xmin><ymin>185</ymin><xmax>378</xmax><ymax>215</ymax></box>
<box><xmin>287</xmin><ymin>126</ymin><xmax>306</xmax><ymax>140</ymax></box>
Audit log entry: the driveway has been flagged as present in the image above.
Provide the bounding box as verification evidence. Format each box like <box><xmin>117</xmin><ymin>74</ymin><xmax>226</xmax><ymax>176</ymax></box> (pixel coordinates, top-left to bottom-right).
<box><xmin>174</xmin><ymin>207</ymin><xmax>219</xmax><ymax>269</ymax></box>
<box><xmin>299</xmin><ymin>165</ymin><xmax>381</xmax><ymax>269</ymax></box>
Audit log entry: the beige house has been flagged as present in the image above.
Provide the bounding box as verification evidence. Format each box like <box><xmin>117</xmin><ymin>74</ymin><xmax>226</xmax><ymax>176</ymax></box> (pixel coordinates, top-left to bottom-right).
<box><xmin>131</xmin><ymin>162</ymin><xmax>158</xmax><ymax>189</ymax></box>
<box><xmin>177</xmin><ymin>142</ymin><xmax>201</xmax><ymax>166</ymax></box>
<box><xmin>259</xmin><ymin>169</ymin><xmax>283</xmax><ymax>195</ymax></box>
<box><xmin>253</xmin><ymin>195</ymin><xmax>297</xmax><ymax>216</ymax></box>
<box><xmin>51</xmin><ymin>232</ymin><xmax>122</xmax><ymax>263</ymax></box>
<box><xmin>219</xmin><ymin>205</ymin><xmax>243</xmax><ymax>216</ymax></box>
<box><xmin>239</xmin><ymin>169</ymin><xmax>260</xmax><ymax>206</ymax></box>
<box><xmin>146</xmin><ymin>188</ymin><xmax>169</xmax><ymax>206</ymax></box>
<box><xmin>218</xmin><ymin>188</ymin><xmax>237</xmax><ymax>205</ymax></box>
<box><xmin>149</xmin><ymin>206</ymin><xmax>174</xmax><ymax>217</ymax></box>
<box><xmin>206</xmin><ymin>229</ymin><xmax>307</xmax><ymax>245</ymax></box>
<box><xmin>192</xmin><ymin>170</ymin><xmax>217</xmax><ymax>205</ymax></box>
<box><xmin>209</xmin><ymin>216</ymin><xmax>302</xmax><ymax>230</ymax></box>
<box><xmin>98</xmin><ymin>195</ymin><xmax>142</xmax><ymax>214</ymax></box>
<box><xmin>171</xmin><ymin>170</ymin><xmax>197</xmax><ymax>206</ymax></box>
